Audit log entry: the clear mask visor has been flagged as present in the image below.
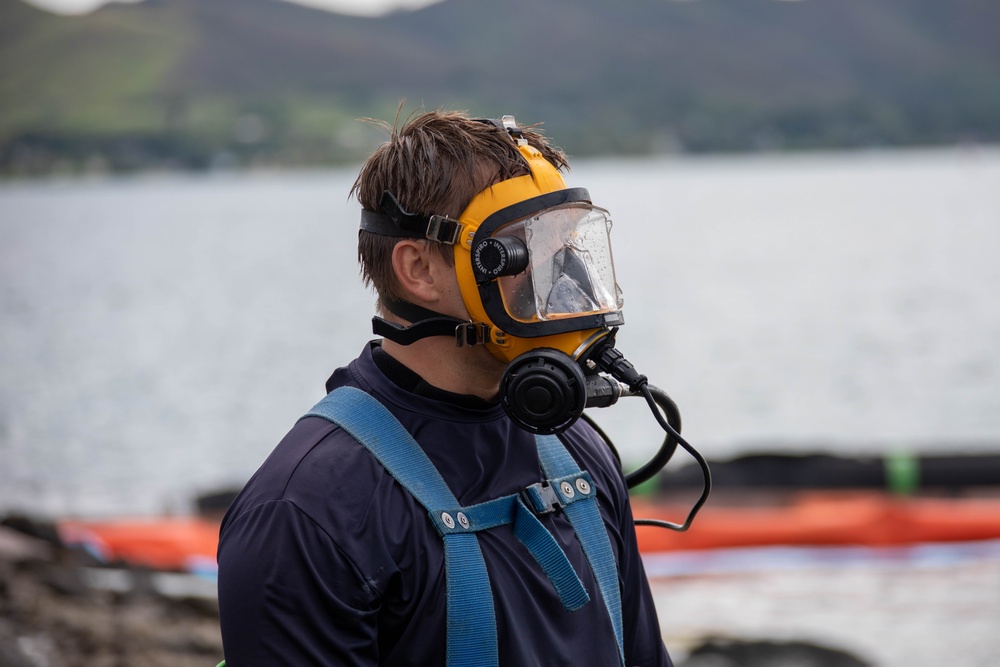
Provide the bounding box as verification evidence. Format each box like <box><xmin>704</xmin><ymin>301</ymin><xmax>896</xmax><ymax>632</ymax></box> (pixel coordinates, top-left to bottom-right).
<box><xmin>495</xmin><ymin>203</ymin><xmax>623</xmax><ymax>323</ymax></box>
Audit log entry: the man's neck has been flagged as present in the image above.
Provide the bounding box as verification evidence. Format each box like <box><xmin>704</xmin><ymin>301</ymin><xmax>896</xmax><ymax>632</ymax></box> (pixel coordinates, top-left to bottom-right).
<box><xmin>381</xmin><ymin>336</ymin><xmax>505</xmax><ymax>401</ymax></box>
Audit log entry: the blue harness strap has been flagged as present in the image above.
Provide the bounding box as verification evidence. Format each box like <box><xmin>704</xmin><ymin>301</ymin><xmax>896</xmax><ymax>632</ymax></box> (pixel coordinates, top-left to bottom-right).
<box><xmin>537</xmin><ymin>434</ymin><xmax>626</xmax><ymax>667</ymax></box>
<box><xmin>305</xmin><ymin>386</ymin><xmax>624</xmax><ymax>667</ymax></box>
<box><xmin>306</xmin><ymin>387</ymin><xmax>497</xmax><ymax>667</ymax></box>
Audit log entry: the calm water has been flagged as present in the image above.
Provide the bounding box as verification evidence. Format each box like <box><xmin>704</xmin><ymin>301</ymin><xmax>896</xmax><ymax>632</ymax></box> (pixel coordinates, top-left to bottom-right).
<box><xmin>650</xmin><ymin>542</ymin><xmax>1000</xmax><ymax>667</ymax></box>
<box><xmin>1</xmin><ymin>147</ymin><xmax>999</xmax><ymax>518</ymax></box>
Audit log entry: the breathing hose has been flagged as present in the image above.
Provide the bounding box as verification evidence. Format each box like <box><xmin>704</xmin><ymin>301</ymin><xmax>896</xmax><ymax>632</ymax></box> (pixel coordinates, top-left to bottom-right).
<box><xmin>631</xmin><ymin>383</ymin><xmax>712</xmax><ymax>531</ymax></box>
<box><xmin>590</xmin><ymin>345</ymin><xmax>713</xmax><ymax>532</ymax></box>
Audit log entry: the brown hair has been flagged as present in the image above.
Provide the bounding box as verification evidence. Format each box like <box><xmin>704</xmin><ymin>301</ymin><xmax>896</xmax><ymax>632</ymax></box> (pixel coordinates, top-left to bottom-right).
<box><xmin>351</xmin><ymin>108</ymin><xmax>568</xmax><ymax>309</ymax></box>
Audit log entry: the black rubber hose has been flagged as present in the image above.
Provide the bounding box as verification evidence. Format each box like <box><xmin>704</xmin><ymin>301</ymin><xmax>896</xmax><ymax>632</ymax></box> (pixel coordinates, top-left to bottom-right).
<box><xmin>624</xmin><ymin>385</ymin><xmax>681</xmax><ymax>489</ymax></box>
<box><xmin>633</xmin><ymin>383</ymin><xmax>713</xmax><ymax>532</ymax></box>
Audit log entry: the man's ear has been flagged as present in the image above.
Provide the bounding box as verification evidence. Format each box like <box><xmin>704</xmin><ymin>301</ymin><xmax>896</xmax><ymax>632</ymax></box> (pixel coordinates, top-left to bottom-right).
<box><xmin>391</xmin><ymin>239</ymin><xmax>441</xmax><ymax>304</ymax></box>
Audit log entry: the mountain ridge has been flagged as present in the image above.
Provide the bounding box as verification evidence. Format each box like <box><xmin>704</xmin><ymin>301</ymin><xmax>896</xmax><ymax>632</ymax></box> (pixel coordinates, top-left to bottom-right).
<box><xmin>2</xmin><ymin>0</ymin><xmax>998</xmax><ymax>173</ymax></box>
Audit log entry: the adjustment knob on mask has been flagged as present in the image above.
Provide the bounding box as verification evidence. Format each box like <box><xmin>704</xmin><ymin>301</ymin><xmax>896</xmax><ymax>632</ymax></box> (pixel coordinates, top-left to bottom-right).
<box><xmin>473</xmin><ymin>237</ymin><xmax>529</xmax><ymax>279</ymax></box>
<box><xmin>500</xmin><ymin>348</ymin><xmax>587</xmax><ymax>434</ymax></box>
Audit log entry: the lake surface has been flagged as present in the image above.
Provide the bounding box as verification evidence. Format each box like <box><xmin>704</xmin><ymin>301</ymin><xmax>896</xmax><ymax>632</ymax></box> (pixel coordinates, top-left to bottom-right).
<box><xmin>2</xmin><ymin>146</ymin><xmax>999</xmax><ymax>518</ymax></box>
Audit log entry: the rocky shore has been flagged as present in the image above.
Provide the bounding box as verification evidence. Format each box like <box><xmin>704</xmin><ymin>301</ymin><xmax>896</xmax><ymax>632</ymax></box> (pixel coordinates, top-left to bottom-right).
<box><xmin>1</xmin><ymin>515</ymin><xmax>876</xmax><ymax>667</ymax></box>
<box><xmin>0</xmin><ymin>517</ymin><xmax>222</xmax><ymax>667</ymax></box>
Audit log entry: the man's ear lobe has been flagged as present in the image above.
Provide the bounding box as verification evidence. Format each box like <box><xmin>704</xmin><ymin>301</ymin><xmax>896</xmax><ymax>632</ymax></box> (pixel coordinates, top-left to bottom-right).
<box><xmin>391</xmin><ymin>240</ymin><xmax>438</xmax><ymax>303</ymax></box>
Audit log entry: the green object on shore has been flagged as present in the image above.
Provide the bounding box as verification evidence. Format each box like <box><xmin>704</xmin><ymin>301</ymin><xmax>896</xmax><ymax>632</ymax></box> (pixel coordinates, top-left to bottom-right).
<box><xmin>885</xmin><ymin>450</ymin><xmax>920</xmax><ymax>495</ymax></box>
<box><xmin>627</xmin><ymin>471</ymin><xmax>659</xmax><ymax>497</ymax></box>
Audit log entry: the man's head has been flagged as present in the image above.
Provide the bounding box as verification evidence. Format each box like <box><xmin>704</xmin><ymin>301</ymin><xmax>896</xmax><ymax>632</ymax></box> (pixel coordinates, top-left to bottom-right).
<box><xmin>352</xmin><ymin>110</ymin><xmax>568</xmax><ymax>312</ymax></box>
<box><xmin>351</xmin><ymin>111</ymin><xmax>627</xmax><ymax>425</ymax></box>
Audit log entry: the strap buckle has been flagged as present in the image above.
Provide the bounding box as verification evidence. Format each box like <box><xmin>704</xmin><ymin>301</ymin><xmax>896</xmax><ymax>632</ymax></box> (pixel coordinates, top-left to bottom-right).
<box><xmin>426</xmin><ymin>214</ymin><xmax>461</xmax><ymax>245</ymax></box>
<box><xmin>521</xmin><ymin>482</ymin><xmax>563</xmax><ymax>515</ymax></box>
<box><xmin>455</xmin><ymin>322</ymin><xmax>491</xmax><ymax>347</ymax></box>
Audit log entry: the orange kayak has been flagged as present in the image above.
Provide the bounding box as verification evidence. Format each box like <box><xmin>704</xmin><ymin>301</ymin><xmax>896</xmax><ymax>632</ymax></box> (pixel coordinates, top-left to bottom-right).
<box><xmin>58</xmin><ymin>517</ymin><xmax>221</xmax><ymax>573</ymax></box>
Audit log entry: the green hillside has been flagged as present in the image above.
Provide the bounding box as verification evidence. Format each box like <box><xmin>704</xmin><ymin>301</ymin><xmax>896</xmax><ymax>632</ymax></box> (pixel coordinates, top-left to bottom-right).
<box><xmin>1</xmin><ymin>0</ymin><xmax>998</xmax><ymax>174</ymax></box>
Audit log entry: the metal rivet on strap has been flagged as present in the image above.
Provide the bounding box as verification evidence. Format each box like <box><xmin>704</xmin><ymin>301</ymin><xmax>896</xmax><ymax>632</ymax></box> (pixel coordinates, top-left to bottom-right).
<box><xmin>457</xmin><ymin>512</ymin><xmax>470</xmax><ymax>529</ymax></box>
<box><xmin>576</xmin><ymin>478</ymin><xmax>591</xmax><ymax>495</ymax></box>
<box><xmin>560</xmin><ymin>481</ymin><xmax>575</xmax><ymax>498</ymax></box>
<box><xmin>441</xmin><ymin>512</ymin><xmax>455</xmax><ymax>529</ymax></box>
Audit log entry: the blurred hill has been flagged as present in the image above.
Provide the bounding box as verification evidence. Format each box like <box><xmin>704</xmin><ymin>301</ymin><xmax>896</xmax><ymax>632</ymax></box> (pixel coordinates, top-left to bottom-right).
<box><xmin>1</xmin><ymin>0</ymin><xmax>998</xmax><ymax>173</ymax></box>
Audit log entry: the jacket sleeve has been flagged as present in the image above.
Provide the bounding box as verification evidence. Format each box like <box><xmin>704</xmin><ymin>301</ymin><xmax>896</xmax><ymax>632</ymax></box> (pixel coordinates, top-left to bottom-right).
<box><xmin>217</xmin><ymin>499</ymin><xmax>381</xmax><ymax>666</ymax></box>
<box><xmin>618</xmin><ymin>493</ymin><xmax>674</xmax><ymax>667</ymax></box>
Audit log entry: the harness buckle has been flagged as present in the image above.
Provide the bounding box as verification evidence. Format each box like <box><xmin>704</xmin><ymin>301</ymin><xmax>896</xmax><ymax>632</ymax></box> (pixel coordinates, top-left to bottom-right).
<box><xmin>521</xmin><ymin>482</ymin><xmax>563</xmax><ymax>515</ymax></box>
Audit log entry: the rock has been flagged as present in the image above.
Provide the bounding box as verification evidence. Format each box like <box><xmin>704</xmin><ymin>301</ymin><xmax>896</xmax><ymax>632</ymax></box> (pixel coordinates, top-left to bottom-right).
<box><xmin>0</xmin><ymin>526</ymin><xmax>52</xmax><ymax>564</ymax></box>
<box><xmin>0</xmin><ymin>525</ymin><xmax>223</xmax><ymax>666</ymax></box>
<box><xmin>680</xmin><ymin>637</ymin><xmax>872</xmax><ymax>667</ymax></box>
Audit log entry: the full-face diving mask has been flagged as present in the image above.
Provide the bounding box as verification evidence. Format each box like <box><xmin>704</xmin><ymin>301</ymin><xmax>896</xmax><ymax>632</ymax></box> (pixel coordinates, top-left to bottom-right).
<box><xmin>454</xmin><ymin>136</ymin><xmax>628</xmax><ymax>434</ymax></box>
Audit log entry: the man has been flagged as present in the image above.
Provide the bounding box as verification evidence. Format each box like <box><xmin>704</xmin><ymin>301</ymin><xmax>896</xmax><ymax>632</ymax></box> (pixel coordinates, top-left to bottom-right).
<box><xmin>217</xmin><ymin>110</ymin><xmax>672</xmax><ymax>666</ymax></box>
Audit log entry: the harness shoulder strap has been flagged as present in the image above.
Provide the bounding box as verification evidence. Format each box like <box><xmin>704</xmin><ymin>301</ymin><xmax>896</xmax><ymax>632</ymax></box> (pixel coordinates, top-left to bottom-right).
<box><xmin>306</xmin><ymin>386</ymin><xmax>497</xmax><ymax>667</ymax></box>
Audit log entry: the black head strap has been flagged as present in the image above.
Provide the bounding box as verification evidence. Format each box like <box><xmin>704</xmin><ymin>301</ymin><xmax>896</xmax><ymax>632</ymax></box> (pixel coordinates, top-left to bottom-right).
<box><xmin>360</xmin><ymin>191</ymin><xmax>461</xmax><ymax>245</ymax></box>
<box><xmin>372</xmin><ymin>316</ymin><xmax>492</xmax><ymax>347</ymax></box>
<box><xmin>372</xmin><ymin>299</ymin><xmax>492</xmax><ymax>347</ymax></box>
<box><xmin>383</xmin><ymin>298</ymin><xmax>446</xmax><ymax>324</ymax></box>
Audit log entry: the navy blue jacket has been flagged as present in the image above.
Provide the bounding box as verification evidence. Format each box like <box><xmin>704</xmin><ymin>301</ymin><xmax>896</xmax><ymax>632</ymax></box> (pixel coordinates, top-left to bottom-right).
<box><xmin>218</xmin><ymin>342</ymin><xmax>671</xmax><ymax>666</ymax></box>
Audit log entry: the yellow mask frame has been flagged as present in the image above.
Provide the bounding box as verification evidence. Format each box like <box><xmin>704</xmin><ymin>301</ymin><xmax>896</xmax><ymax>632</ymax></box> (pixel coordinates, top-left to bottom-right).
<box><xmin>453</xmin><ymin>144</ymin><xmax>623</xmax><ymax>364</ymax></box>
